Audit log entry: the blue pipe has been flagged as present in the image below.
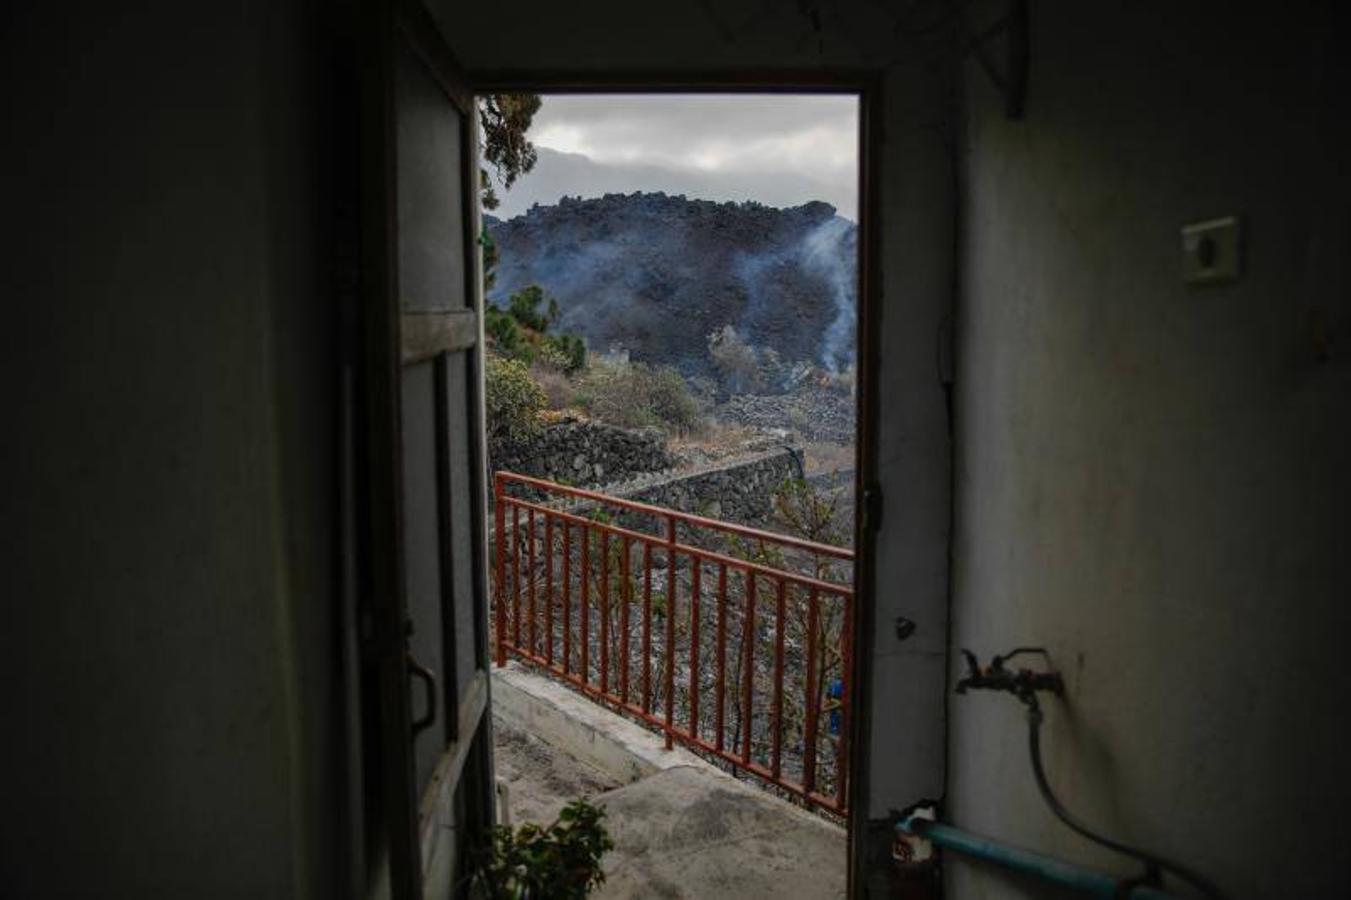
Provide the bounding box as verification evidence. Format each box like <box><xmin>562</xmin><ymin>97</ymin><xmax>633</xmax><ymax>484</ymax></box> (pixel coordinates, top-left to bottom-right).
<box><xmin>897</xmin><ymin>816</ymin><xmax>1183</xmax><ymax>900</ymax></box>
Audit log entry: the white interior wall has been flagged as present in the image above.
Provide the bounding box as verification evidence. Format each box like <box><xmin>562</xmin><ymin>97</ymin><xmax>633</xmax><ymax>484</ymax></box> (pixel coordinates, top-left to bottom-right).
<box><xmin>949</xmin><ymin>3</ymin><xmax>1351</xmax><ymax>898</ymax></box>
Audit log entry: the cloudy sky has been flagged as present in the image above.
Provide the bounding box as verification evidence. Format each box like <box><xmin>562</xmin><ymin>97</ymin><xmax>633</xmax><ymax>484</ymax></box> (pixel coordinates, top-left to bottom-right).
<box><xmin>488</xmin><ymin>95</ymin><xmax>859</xmax><ymax>221</ymax></box>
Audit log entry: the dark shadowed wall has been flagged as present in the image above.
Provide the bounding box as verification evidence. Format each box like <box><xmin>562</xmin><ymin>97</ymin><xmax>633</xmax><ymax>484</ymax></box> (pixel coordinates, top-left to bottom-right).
<box><xmin>0</xmin><ymin>1</ymin><xmax>344</xmax><ymax>894</ymax></box>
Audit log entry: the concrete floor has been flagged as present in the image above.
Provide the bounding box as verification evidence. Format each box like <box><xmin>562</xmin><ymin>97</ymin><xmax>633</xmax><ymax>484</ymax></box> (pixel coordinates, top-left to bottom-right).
<box><xmin>493</xmin><ymin>716</ymin><xmax>620</xmax><ymax>826</ymax></box>
<box><xmin>492</xmin><ymin>712</ymin><xmax>846</xmax><ymax>899</ymax></box>
<box><xmin>592</xmin><ymin>766</ymin><xmax>846</xmax><ymax>899</ymax></box>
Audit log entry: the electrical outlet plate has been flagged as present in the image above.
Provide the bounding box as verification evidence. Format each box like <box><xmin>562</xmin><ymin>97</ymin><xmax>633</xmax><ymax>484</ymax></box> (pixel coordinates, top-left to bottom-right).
<box><xmin>1182</xmin><ymin>215</ymin><xmax>1241</xmax><ymax>285</ymax></box>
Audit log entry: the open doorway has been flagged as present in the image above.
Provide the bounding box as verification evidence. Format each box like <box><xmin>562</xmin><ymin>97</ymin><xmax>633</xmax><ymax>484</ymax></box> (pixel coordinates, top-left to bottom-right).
<box><xmin>477</xmin><ymin>91</ymin><xmax>864</xmax><ymax>897</ymax></box>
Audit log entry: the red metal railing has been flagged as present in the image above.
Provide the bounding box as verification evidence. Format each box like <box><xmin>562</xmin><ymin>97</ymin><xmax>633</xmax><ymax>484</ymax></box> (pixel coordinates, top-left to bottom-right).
<box><xmin>493</xmin><ymin>470</ymin><xmax>855</xmax><ymax>815</ymax></box>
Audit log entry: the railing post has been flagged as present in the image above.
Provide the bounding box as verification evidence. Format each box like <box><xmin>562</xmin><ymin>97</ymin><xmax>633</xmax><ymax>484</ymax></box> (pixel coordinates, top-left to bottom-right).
<box><xmin>642</xmin><ymin>542</ymin><xmax>653</xmax><ymax>714</ymax></box>
<box><xmin>600</xmin><ymin>531</ymin><xmax>610</xmax><ymax>695</ymax></box>
<box><xmin>580</xmin><ymin>517</ymin><xmax>590</xmax><ymax>687</ymax></box>
<box><xmin>689</xmin><ymin>560</ymin><xmax>701</xmax><ymax>742</ymax></box>
<box><xmin>742</xmin><ymin>570</ymin><xmax>756</xmax><ymax>764</ymax></box>
<box><xmin>562</xmin><ymin>522</ymin><xmax>571</xmax><ymax>675</ymax></box>
<box><xmin>527</xmin><ymin>509</ymin><xmax>537</xmax><ymax>657</ymax></box>
<box><xmin>544</xmin><ymin>513</ymin><xmax>554</xmax><ymax>667</ymax></box>
<box><xmin>803</xmin><ymin>586</ymin><xmax>820</xmax><ymax>797</ymax></box>
<box><xmin>494</xmin><ymin>473</ymin><xmax>506</xmax><ymax>668</ymax></box>
<box><xmin>512</xmin><ymin>504</ymin><xmax>521</xmax><ymax>648</ymax></box>
<box><xmin>771</xmin><ymin>578</ymin><xmax>786</xmax><ymax>781</ymax></box>
<box><xmin>715</xmin><ymin>563</ymin><xmax>727</xmax><ymax>753</ymax></box>
<box><xmin>837</xmin><ymin>591</ymin><xmax>853</xmax><ymax>810</ymax></box>
<box><xmin>664</xmin><ymin>515</ymin><xmax>677</xmax><ymax>750</ymax></box>
<box><xmin>620</xmin><ymin>537</ymin><xmax>631</xmax><ymax>704</ymax></box>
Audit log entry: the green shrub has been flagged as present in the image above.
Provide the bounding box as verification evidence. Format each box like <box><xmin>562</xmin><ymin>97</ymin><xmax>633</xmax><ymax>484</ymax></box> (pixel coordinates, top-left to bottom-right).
<box><xmin>469</xmin><ymin>799</ymin><xmax>613</xmax><ymax>899</ymax></box>
<box><xmin>644</xmin><ymin>365</ymin><xmax>703</xmax><ymax>433</ymax></box>
<box><xmin>485</xmin><ymin>303</ymin><xmax>528</xmax><ymax>360</ymax></box>
<box><xmin>532</xmin><ymin>341</ymin><xmax>572</xmax><ymax>373</ymax></box>
<box><xmin>545</xmin><ymin>332</ymin><xmax>587</xmax><ymax>374</ymax></box>
<box><xmin>485</xmin><ymin>286</ymin><xmax>586</xmax><ymax>374</ymax></box>
<box><xmin>485</xmin><ymin>355</ymin><xmax>545</xmax><ymax>453</ymax></box>
<box><xmin>574</xmin><ymin>358</ymin><xmax>704</xmax><ymax>434</ymax></box>
<box><xmin>506</xmin><ymin>284</ymin><xmax>559</xmax><ymax>333</ymax></box>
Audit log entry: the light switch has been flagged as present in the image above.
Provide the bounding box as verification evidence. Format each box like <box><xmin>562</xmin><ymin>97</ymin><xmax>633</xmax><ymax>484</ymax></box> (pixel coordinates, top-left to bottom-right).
<box><xmin>1182</xmin><ymin>216</ymin><xmax>1241</xmax><ymax>284</ymax></box>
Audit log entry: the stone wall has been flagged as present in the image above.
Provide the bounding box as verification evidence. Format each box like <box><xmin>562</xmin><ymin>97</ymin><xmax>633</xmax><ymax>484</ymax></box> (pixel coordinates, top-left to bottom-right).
<box><xmin>595</xmin><ymin>448</ymin><xmax>804</xmax><ymax>527</ymax></box>
<box><xmin>493</xmin><ymin>418</ymin><xmax>675</xmax><ymax>487</ymax></box>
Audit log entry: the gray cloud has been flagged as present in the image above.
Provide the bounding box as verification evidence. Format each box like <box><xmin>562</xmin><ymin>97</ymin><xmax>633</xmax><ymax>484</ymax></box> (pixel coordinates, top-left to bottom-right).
<box><xmin>489</xmin><ymin>95</ymin><xmax>858</xmax><ymax>220</ymax></box>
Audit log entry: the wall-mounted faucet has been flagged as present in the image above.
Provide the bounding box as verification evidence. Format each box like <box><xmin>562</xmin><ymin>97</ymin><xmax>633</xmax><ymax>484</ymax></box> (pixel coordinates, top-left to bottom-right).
<box><xmin>955</xmin><ymin>646</ymin><xmax>1063</xmax><ymax>710</ymax></box>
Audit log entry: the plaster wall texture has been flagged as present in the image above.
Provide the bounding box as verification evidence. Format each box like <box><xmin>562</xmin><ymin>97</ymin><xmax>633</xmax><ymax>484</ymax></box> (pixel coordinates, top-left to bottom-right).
<box><xmin>948</xmin><ymin>3</ymin><xmax>1351</xmax><ymax>898</ymax></box>
<box><xmin>0</xmin><ymin>1</ymin><xmax>342</xmax><ymax>895</ymax></box>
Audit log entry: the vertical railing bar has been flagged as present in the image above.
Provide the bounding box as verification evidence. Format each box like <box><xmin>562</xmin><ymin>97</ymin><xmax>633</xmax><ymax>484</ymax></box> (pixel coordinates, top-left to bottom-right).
<box><xmin>620</xmin><ymin>536</ymin><xmax>631</xmax><ymax>704</ymax></box>
<box><xmin>580</xmin><ymin>518</ymin><xmax>590</xmax><ymax>688</ymax></box>
<box><xmin>715</xmin><ymin>562</ymin><xmax>727</xmax><ymax>753</ymax></box>
<box><xmin>772</xmin><ymin>577</ymin><xmax>787</xmax><ymax>781</ymax></box>
<box><xmin>494</xmin><ymin>475</ymin><xmax>506</xmax><ymax>667</ymax></box>
<box><xmin>642</xmin><ymin>541</ymin><xmax>653</xmax><ymax>714</ymax></box>
<box><xmin>600</xmin><ymin>531</ymin><xmax>610</xmax><ymax>696</ymax></box>
<box><xmin>742</xmin><ymin>569</ymin><xmax>756</xmax><ymax>765</ymax></box>
<box><xmin>511</xmin><ymin>503</ymin><xmax>521</xmax><ymax>648</ymax></box>
<box><xmin>837</xmin><ymin>590</ymin><xmax>852</xmax><ymax>809</ymax></box>
<box><xmin>527</xmin><ymin>509</ymin><xmax>537</xmax><ymax>656</ymax></box>
<box><xmin>664</xmin><ymin>516</ymin><xmax>677</xmax><ymax>750</ymax></box>
<box><xmin>562</xmin><ymin>522</ymin><xmax>572</xmax><ymax>675</ymax></box>
<box><xmin>544</xmin><ymin>513</ymin><xmax>554</xmax><ymax>667</ymax></box>
<box><xmin>803</xmin><ymin>586</ymin><xmax>820</xmax><ymax>797</ymax></box>
<box><xmin>689</xmin><ymin>558</ymin><xmax>701</xmax><ymax>741</ymax></box>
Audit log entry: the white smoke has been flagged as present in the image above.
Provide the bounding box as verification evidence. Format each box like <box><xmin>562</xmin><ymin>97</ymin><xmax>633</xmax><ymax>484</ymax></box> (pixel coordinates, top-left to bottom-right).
<box><xmin>800</xmin><ymin>217</ymin><xmax>856</xmax><ymax>371</ymax></box>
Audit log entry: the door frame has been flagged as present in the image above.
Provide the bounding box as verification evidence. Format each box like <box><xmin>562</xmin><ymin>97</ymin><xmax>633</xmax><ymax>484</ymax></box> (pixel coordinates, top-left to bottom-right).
<box><xmin>466</xmin><ymin>69</ymin><xmax>884</xmax><ymax>898</ymax></box>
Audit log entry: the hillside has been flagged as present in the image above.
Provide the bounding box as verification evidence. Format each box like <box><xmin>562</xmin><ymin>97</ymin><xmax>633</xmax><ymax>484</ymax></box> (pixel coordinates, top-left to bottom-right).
<box><xmin>485</xmin><ymin>192</ymin><xmax>857</xmax><ymax>378</ymax></box>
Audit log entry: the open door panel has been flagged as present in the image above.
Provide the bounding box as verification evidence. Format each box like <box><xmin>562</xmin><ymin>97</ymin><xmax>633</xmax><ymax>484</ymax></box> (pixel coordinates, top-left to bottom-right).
<box><xmin>355</xmin><ymin>1</ymin><xmax>495</xmax><ymax>896</ymax></box>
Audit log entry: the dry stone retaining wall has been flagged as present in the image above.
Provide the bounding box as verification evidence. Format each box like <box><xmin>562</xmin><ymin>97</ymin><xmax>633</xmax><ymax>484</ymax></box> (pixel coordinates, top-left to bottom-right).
<box><xmin>587</xmin><ymin>448</ymin><xmax>804</xmax><ymax>528</ymax></box>
<box><xmin>493</xmin><ymin>419</ymin><xmax>675</xmax><ymax>488</ymax></box>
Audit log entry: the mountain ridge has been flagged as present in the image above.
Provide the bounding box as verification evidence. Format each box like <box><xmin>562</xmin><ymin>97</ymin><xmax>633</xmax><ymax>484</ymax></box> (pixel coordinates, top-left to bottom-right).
<box><xmin>485</xmin><ymin>191</ymin><xmax>857</xmax><ymax>378</ymax></box>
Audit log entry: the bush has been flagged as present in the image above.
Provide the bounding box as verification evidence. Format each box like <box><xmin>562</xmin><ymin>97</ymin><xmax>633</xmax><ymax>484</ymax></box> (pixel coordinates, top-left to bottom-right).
<box><xmin>532</xmin><ymin>340</ymin><xmax>572</xmax><ymax>373</ymax></box>
<box><xmin>506</xmin><ymin>284</ymin><xmax>559</xmax><ymax>333</ymax></box>
<box><xmin>485</xmin><ymin>303</ymin><xmax>527</xmax><ymax>359</ymax></box>
<box><xmin>545</xmin><ymin>332</ymin><xmax>587</xmax><ymax>374</ymax></box>
<box><xmin>644</xmin><ymin>366</ymin><xmax>704</xmax><ymax>433</ymax></box>
<box><xmin>530</xmin><ymin>363</ymin><xmax>573</xmax><ymax>410</ymax></box>
<box><xmin>470</xmin><ymin>799</ymin><xmax>613</xmax><ymax>899</ymax></box>
<box><xmin>485</xmin><ymin>355</ymin><xmax>545</xmax><ymax>453</ymax></box>
<box><xmin>707</xmin><ymin>324</ymin><xmax>767</xmax><ymax>396</ymax></box>
<box><xmin>575</xmin><ymin>358</ymin><xmax>704</xmax><ymax>434</ymax></box>
<box><xmin>773</xmin><ymin>476</ymin><xmax>848</xmax><ymax>548</ymax></box>
<box><xmin>484</xmin><ymin>285</ymin><xmax>586</xmax><ymax>374</ymax></box>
